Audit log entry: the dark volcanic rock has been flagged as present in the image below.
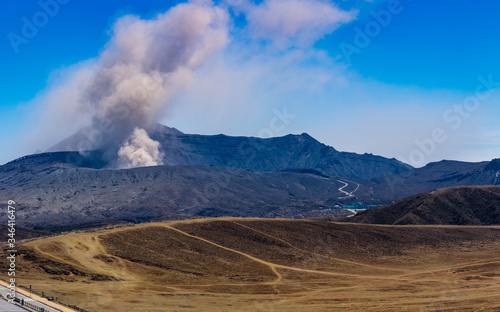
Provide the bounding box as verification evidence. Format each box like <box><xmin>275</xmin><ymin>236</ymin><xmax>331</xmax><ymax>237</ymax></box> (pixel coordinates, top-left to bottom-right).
<box><xmin>0</xmin><ymin>151</ymin><xmax>107</xmax><ymax>173</ymax></box>
<box><xmin>3</xmin><ymin>124</ymin><xmax>500</xmax><ymax>228</ymax></box>
<box><xmin>47</xmin><ymin>124</ymin><xmax>412</xmax><ymax>180</ymax></box>
<box><xmin>0</xmin><ymin>164</ymin><xmax>364</xmax><ymax>228</ymax></box>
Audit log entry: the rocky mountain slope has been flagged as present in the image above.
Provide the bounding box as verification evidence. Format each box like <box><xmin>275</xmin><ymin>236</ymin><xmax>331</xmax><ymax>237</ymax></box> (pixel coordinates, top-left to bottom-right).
<box><xmin>48</xmin><ymin>124</ymin><xmax>412</xmax><ymax>180</ymax></box>
<box><xmin>3</xmin><ymin>124</ymin><xmax>500</xmax><ymax>228</ymax></box>
<box><xmin>1</xmin><ymin>159</ymin><xmax>368</xmax><ymax>228</ymax></box>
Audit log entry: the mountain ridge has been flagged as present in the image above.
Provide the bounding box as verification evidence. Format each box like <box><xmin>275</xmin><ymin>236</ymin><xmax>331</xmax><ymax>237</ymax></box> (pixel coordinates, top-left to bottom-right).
<box><xmin>2</xmin><ymin>124</ymin><xmax>500</xmax><ymax>228</ymax></box>
<box><xmin>45</xmin><ymin>123</ymin><xmax>412</xmax><ymax>180</ymax></box>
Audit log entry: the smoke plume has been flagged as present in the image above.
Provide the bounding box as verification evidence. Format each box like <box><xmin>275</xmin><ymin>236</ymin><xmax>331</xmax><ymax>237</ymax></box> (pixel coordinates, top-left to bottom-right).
<box><xmin>22</xmin><ymin>0</ymin><xmax>363</xmax><ymax>168</ymax></box>
<box><xmin>42</xmin><ymin>0</ymin><xmax>229</xmax><ymax>168</ymax></box>
<box><xmin>117</xmin><ymin>127</ymin><xmax>164</xmax><ymax>168</ymax></box>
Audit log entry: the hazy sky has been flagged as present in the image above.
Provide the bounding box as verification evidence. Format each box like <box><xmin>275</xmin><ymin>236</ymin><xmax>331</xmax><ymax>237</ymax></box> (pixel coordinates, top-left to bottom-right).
<box><xmin>1</xmin><ymin>0</ymin><xmax>500</xmax><ymax>166</ymax></box>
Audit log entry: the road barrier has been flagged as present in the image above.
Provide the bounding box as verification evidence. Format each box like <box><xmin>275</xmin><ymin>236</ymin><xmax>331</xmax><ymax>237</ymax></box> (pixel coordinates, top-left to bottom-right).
<box><xmin>12</xmin><ymin>296</ymin><xmax>47</xmax><ymax>311</ymax></box>
<box><xmin>7</xmin><ymin>285</ymin><xmax>89</xmax><ymax>312</ymax></box>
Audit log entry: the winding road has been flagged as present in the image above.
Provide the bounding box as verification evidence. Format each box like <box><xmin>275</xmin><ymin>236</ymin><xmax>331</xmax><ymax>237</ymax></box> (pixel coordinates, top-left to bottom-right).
<box><xmin>337</xmin><ymin>180</ymin><xmax>359</xmax><ymax>199</ymax></box>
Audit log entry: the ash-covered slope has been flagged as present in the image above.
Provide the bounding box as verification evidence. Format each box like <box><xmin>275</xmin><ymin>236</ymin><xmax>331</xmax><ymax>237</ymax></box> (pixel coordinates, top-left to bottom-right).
<box><xmin>48</xmin><ymin>123</ymin><xmax>411</xmax><ymax>180</ymax></box>
<box><xmin>1</xmin><ymin>161</ymin><xmax>371</xmax><ymax>228</ymax></box>
<box><xmin>6</xmin><ymin>124</ymin><xmax>500</xmax><ymax>229</ymax></box>
<box><xmin>0</xmin><ymin>150</ymin><xmax>107</xmax><ymax>173</ymax></box>
<box><xmin>346</xmin><ymin>186</ymin><xmax>500</xmax><ymax>225</ymax></box>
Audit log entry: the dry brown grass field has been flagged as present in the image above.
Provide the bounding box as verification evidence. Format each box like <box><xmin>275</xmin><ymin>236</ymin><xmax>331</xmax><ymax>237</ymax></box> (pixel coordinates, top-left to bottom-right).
<box><xmin>5</xmin><ymin>218</ymin><xmax>500</xmax><ymax>311</ymax></box>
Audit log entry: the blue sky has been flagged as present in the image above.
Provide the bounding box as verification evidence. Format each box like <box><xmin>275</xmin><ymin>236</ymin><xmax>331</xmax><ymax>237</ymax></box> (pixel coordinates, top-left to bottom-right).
<box><xmin>1</xmin><ymin>0</ymin><xmax>500</xmax><ymax>166</ymax></box>
<box><xmin>328</xmin><ymin>0</ymin><xmax>500</xmax><ymax>91</ymax></box>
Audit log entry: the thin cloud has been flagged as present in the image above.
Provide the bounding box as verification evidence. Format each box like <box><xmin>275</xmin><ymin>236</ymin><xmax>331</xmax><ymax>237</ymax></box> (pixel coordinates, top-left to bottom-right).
<box><xmin>7</xmin><ymin>0</ymin><xmax>497</xmax><ymax>168</ymax></box>
<box><xmin>22</xmin><ymin>0</ymin><xmax>229</xmax><ymax>167</ymax></box>
<box><xmin>244</xmin><ymin>0</ymin><xmax>357</xmax><ymax>49</ymax></box>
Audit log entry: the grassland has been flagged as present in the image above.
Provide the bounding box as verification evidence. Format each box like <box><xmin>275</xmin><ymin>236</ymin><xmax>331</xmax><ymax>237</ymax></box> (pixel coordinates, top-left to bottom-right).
<box><xmin>6</xmin><ymin>218</ymin><xmax>500</xmax><ymax>311</ymax></box>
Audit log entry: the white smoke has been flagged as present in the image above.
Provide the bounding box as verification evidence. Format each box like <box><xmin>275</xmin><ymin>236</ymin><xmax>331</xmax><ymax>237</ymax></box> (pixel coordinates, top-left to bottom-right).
<box><xmin>84</xmin><ymin>0</ymin><xmax>229</xmax><ymax>131</ymax></box>
<box><xmin>22</xmin><ymin>0</ymin><xmax>365</xmax><ymax>168</ymax></box>
<box><xmin>29</xmin><ymin>0</ymin><xmax>229</xmax><ymax>168</ymax></box>
<box><xmin>117</xmin><ymin>127</ymin><xmax>164</xmax><ymax>168</ymax></box>
<box><xmin>89</xmin><ymin>0</ymin><xmax>228</xmax><ymax>167</ymax></box>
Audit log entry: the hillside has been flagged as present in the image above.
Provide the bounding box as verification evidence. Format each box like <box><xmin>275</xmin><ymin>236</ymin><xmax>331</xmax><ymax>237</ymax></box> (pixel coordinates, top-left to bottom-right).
<box><xmin>3</xmin><ymin>124</ymin><xmax>500</xmax><ymax>229</ymax></box>
<box><xmin>347</xmin><ymin>186</ymin><xmax>500</xmax><ymax>225</ymax></box>
<box><xmin>0</xmin><ymin>163</ymin><xmax>367</xmax><ymax>228</ymax></box>
<box><xmin>0</xmin><ymin>225</ymin><xmax>50</xmax><ymax>241</ymax></box>
<box><xmin>7</xmin><ymin>218</ymin><xmax>500</xmax><ymax>311</ymax></box>
<box><xmin>3</xmin><ymin>150</ymin><xmax>500</xmax><ymax>228</ymax></box>
<box><xmin>48</xmin><ymin>124</ymin><xmax>412</xmax><ymax>180</ymax></box>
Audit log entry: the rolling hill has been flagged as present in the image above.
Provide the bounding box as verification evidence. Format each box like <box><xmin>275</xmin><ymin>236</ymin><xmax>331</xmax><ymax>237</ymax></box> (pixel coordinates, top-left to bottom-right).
<box><xmin>346</xmin><ymin>185</ymin><xmax>500</xmax><ymax>225</ymax></box>
<box><xmin>7</xmin><ymin>218</ymin><xmax>500</xmax><ymax>311</ymax></box>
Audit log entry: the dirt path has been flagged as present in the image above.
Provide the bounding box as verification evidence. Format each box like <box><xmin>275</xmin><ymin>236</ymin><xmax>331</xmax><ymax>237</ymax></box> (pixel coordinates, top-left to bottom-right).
<box><xmin>229</xmin><ymin>220</ymin><xmax>402</xmax><ymax>272</ymax></box>
<box><xmin>161</xmin><ymin>224</ymin><xmax>283</xmax><ymax>283</ymax></box>
<box><xmin>337</xmin><ymin>180</ymin><xmax>359</xmax><ymax>199</ymax></box>
<box><xmin>161</xmin><ymin>224</ymin><xmax>393</xmax><ymax>281</ymax></box>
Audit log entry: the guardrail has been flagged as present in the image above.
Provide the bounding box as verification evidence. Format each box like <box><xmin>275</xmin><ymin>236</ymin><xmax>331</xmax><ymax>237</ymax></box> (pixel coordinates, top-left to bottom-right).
<box><xmin>16</xmin><ymin>284</ymin><xmax>89</xmax><ymax>312</ymax></box>
<box><xmin>13</xmin><ymin>296</ymin><xmax>49</xmax><ymax>311</ymax></box>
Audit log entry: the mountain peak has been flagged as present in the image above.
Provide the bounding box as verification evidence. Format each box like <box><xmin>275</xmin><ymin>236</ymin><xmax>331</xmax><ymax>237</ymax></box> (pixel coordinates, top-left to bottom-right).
<box><xmin>484</xmin><ymin>158</ymin><xmax>500</xmax><ymax>171</ymax></box>
<box><xmin>147</xmin><ymin>123</ymin><xmax>184</xmax><ymax>136</ymax></box>
<box><xmin>41</xmin><ymin>124</ymin><xmax>410</xmax><ymax>179</ymax></box>
<box><xmin>47</xmin><ymin>123</ymin><xmax>184</xmax><ymax>153</ymax></box>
